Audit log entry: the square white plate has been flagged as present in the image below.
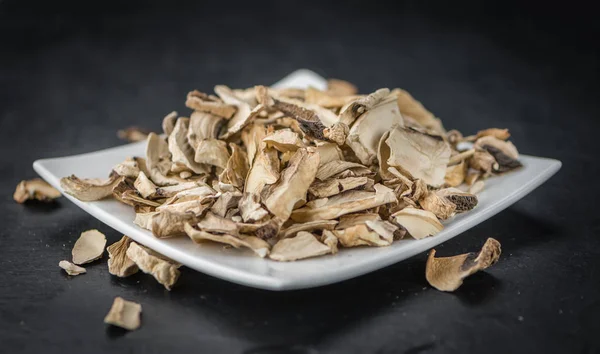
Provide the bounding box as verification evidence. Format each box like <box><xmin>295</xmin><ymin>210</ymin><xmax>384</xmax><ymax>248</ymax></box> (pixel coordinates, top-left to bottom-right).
<box><xmin>33</xmin><ymin>69</ymin><xmax>561</xmax><ymax>291</ymax></box>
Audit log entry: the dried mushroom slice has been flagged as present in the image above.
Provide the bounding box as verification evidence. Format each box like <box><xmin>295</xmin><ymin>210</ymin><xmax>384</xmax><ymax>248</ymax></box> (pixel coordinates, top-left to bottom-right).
<box><xmin>322</xmin><ymin>122</ymin><xmax>349</xmax><ymax>146</ymax></box>
<box><xmin>436</xmin><ymin>188</ymin><xmax>478</xmax><ymax>212</ymax></box>
<box><xmin>269</xmin><ymin>231</ymin><xmax>332</xmax><ymax>262</ymax></box>
<box><xmin>241</xmin><ymin>124</ymin><xmax>267</xmax><ymax>166</ymax></box>
<box><xmin>326</xmin><ymin>78</ymin><xmax>358</xmax><ymax>96</ymax></box>
<box><xmin>444</xmin><ymin>160</ymin><xmax>467</xmax><ymax>187</ymax></box>
<box><xmin>168</xmin><ymin>118</ymin><xmax>210</xmax><ymax>175</ymax></box>
<box><xmin>134</xmin><ymin>171</ymin><xmax>158</xmax><ymax>198</ymax></box>
<box><xmin>162</xmin><ymin>111</ymin><xmax>178</xmax><ymax>135</ymax></box>
<box><xmin>346</xmin><ymin>93</ymin><xmax>404</xmax><ymax>165</ymax></box>
<box><xmin>58</xmin><ymin>260</ymin><xmax>86</xmax><ymax>276</ymax></box>
<box><xmin>315</xmin><ymin>160</ymin><xmax>371</xmax><ymax>181</ymax></box>
<box><xmin>334</xmin><ymin>224</ymin><xmax>392</xmax><ymax>247</ymax></box>
<box><xmin>281</xmin><ymin>220</ymin><xmax>338</xmax><ymax>239</ymax></box>
<box><xmin>336</xmin><ymin>213</ymin><xmax>381</xmax><ymax>229</ymax></box>
<box><xmin>291</xmin><ymin>184</ymin><xmax>396</xmax><ymax>222</ymax></box>
<box><xmin>244</xmin><ymin>146</ymin><xmax>280</xmax><ymax>196</ymax></box>
<box><xmin>60</xmin><ymin>174</ymin><xmax>122</xmax><ymax>202</ymax></box>
<box><xmin>107</xmin><ymin>236</ymin><xmax>139</xmax><ymax>277</ymax></box>
<box><xmin>448</xmin><ymin>148</ymin><xmax>475</xmax><ymax>165</ymax></box>
<box><xmin>321</xmin><ymin>230</ymin><xmax>339</xmax><ymax>254</ymax></box>
<box><xmin>219</xmin><ymin>144</ymin><xmax>249</xmax><ymax>189</ymax></box>
<box><xmin>152</xmin><ymin>210</ymin><xmax>197</xmax><ymax>238</ymax></box>
<box><xmin>469</xmin><ymin>149</ymin><xmax>498</xmax><ymax>175</ymax></box>
<box><xmin>309</xmin><ymin>176</ymin><xmax>370</xmax><ymax>198</ymax></box>
<box><xmin>112</xmin><ymin>157</ymin><xmax>140</xmax><ymax>178</ymax></box>
<box><xmin>104</xmin><ymin>297</ymin><xmax>142</xmax><ymax>331</ymax></box>
<box><xmin>392</xmin><ymin>208</ymin><xmax>443</xmax><ymax>239</ymax></box>
<box><xmin>305</xmin><ymin>87</ymin><xmax>358</xmax><ymax>108</ymax></box>
<box><xmin>210</xmin><ymin>191</ymin><xmax>242</xmax><ymax>217</ymax></box>
<box><xmin>392</xmin><ymin>88</ymin><xmax>445</xmax><ymax>134</ymax></box>
<box><xmin>145</xmin><ymin>133</ymin><xmax>180</xmax><ymax>186</ymax></box>
<box><xmin>186</xmin><ymin>90</ymin><xmax>236</xmax><ymax>119</ymax></box>
<box><xmin>117</xmin><ymin>126</ymin><xmax>150</xmax><ymax>142</ymax></box>
<box><xmin>475</xmin><ymin>136</ymin><xmax>522</xmax><ymax>172</ymax></box>
<box><xmin>263</xmin><ymin>129</ymin><xmax>306</xmax><ymax>152</ymax></box>
<box><xmin>365</xmin><ymin>219</ymin><xmax>399</xmax><ymax>241</ymax></box>
<box><xmin>271</xmin><ymin>98</ymin><xmax>329</xmax><ymax>140</ymax></box>
<box><xmin>13</xmin><ymin>178</ymin><xmax>61</xmax><ymax>203</ymax></box>
<box><xmin>134</xmin><ymin>212</ymin><xmax>157</xmax><ymax>230</ymax></box>
<box><xmin>184</xmin><ymin>223</ymin><xmax>270</xmax><ymax>258</ymax></box>
<box><xmin>474</xmin><ymin>128</ymin><xmax>510</xmax><ymax>141</ymax></box>
<box><xmin>339</xmin><ymin>88</ymin><xmax>390</xmax><ymax>126</ymax></box>
<box><xmin>426</xmin><ymin>238</ymin><xmax>501</xmax><ymax>292</ymax></box>
<box><xmin>469</xmin><ymin>181</ymin><xmax>485</xmax><ymax>194</ymax></box>
<box><xmin>419</xmin><ymin>192</ymin><xmax>457</xmax><ymax>220</ymax></box>
<box><xmin>215</xmin><ymin>85</ymin><xmax>259</xmax><ymax>139</ymax></box>
<box><xmin>239</xmin><ymin>193</ymin><xmax>269</xmax><ymax>223</ymax></box>
<box><xmin>315</xmin><ymin>142</ymin><xmax>344</xmax><ymax>166</ymax></box>
<box><xmin>188</xmin><ymin>111</ymin><xmax>224</xmax><ymax>141</ymax></box>
<box><xmin>126</xmin><ymin>242</ymin><xmax>180</xmax><ymax>290</ymax></box>
<box><xmin>385</xmin><ymin>127</ymin><xmax>451</xmax><ymax>187</ymax></box>
<box><xmin>264</xmin><ymin>148</ymin><xmax>320</xmax><ymax>221</ymax></box>
<box><xmin>72</xmin><ymin>229</ymin><xmax>107</xmax><ymax>265</ymax></box>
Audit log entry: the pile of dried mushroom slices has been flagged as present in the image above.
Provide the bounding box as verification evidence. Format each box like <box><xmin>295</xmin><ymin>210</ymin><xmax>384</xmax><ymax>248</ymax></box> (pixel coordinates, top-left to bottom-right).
<box><xmin>60</xmin><ymin>80</ymin><xmax>522</xmax><ymax>262</ymax></box>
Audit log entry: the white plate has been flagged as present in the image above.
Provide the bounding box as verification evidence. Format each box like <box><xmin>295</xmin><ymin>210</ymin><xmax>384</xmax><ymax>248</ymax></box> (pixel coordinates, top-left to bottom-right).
<box><xmin>33</xmin><ymin>69</ymin><xmax>562</xmax><ymax>291</ymax></box>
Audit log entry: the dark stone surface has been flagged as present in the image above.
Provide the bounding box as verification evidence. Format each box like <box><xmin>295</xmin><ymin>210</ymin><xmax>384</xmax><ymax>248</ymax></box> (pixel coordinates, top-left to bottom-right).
<box><xmin>1</xmin><ymin>1</ymin><xmax>599</xmax><ymax>353</ymax></box>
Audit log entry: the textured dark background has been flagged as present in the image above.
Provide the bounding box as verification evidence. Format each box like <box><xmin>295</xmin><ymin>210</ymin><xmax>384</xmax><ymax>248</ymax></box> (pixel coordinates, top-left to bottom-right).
<box><xmin>1</xmin><ymin>1</ymin><xmax>599</xmax><ymax>353</ymax></box>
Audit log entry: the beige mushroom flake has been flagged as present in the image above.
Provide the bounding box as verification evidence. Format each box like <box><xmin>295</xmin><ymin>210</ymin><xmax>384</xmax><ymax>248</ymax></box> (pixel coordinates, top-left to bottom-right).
<box><xmin>72</xmin><ymin>229</ymin><xmax>107</xmax><ymax>265</ymax></box>
<box><xmin>58</xmin><ymin>260</ymin><xmax>86</xmax><ymax>276</ymax></box>
<box><xmin>126</xmin><ymin>242</ymin><xmax>180</xmax><ymax>290</ymax></box>
<box><xmin>14</xmin><ymin>178</ymin><xmax>61</xmax><ymax>203</ymax></box>
<box><xmin>61</xmin><ymin>78</ymin><xmax>523</xmax><ymax>263</ymax></box>
<box><xmin>426</xmin><ymin>238</ymin><xmax>501</xmax><ymax>291</ymax></box>
<box><xmin>107</xmin><ymin>236</ymin><xmax>139</xmax><ymax>277</ymax></box>
<box><xmin>104</xmin><ymin>297</ymin><xmax>142</xmax><ymax>331</ymax></box>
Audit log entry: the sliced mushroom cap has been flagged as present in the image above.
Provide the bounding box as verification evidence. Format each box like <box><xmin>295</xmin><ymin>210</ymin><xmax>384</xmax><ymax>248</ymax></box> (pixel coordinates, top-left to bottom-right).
<box><xmin>392</xmin><ymin>208</ymin><xmax>443</xmax><ymax>239</ymax></box>
<box><xmin>215</xmin><ymin>85</ymin><xmax>258</xmax><ymax>139</ymax></box>
<box><xmin>184</xmin><ymin>223</ymin><xmax>270</xmax><ymax>258</ymax></box>
<box><xmin>305</xmin><ymin>87</ymin><xmax>359</xmax><ymax>108</ymax></box>
<box><xmin>264</xmin><ymin>147</ymin><xmax>320</xmax><ymax>221</ymax></box>
<box><xmin>418</xmin><ymin>191</ymin><xmax>457</xmax><ymax>220</ymax></box>
<box><xmin>339</xmin><ymin>88</ymin><xmax>390</xmax><ymax>126</ymax></box>
<box><xmin>210</xmin><ymin>191</ymin><xmax>242</xmax><ymax>217</ymax></box>
<box><xmin>72</xmin><ymin>229</ymin><xmax>107</xmax><ymax>265</ymax></box>
<box><xmin>320</xmin><ymin>230</ymin><xmax>339</xmax><ymax>254</ymax></box>
<box><xmin>314</xmin><ymin>141</ymin><xmax>344</xmax><ymax>166</ymax></box>
<box><xmin>385</xmin><ymin>127</ymin><xmax>451</xmax><ymax>187</ymax></box>
<box><xmin>241</xmin><ymin>124</ymin><xmax>267</xmax><ymax>166</ymax></box>
<box><xmin>60</xmin><ymin>174</ymin><xmax>123</xmax><ymax>202</ymax></box>
<box><xmin>112</xmin><ymin>157</ymin><xmax>141</xmax><ymax>178</ymax></box>
<box><xmin>134</xmin><ymin>171</ymin><xmax>158</xmax><ymax>198</ymax></box>
<box><xmin>104</xmin><ymin>297</ymin><xmax>142</xmax><ymax>331</ymax></box>
<box><xmin>346</xmin><ymin>93</ymin><xmax>404</xmax><ymax>165</ymax></box>
<box><xmin>365</xmin><ymin>219</ymin><xmax>399</xmax><ymax>242</ymax></box>
<box><xmin>336</xmin><ymin>213</ymin><xmax>381</xmax><ymax>229</ymax></box>
<box><xmin>333</xmin><ymin>223</ymin><xmax>393</xmax><ymax>247</ymax></box>
<box><xmin>219</xmin><ymin>143</ymin><xmax>249</xmax><ymax>189</ymax></box>
<box><xmin>145</xmin><ymin>133</ymin><xmax>181</xmax><ymax>186</ymax></box>
<box><xmin>322</xmin><ymin>122</ymin><xmax>349</xmax><ymax>146</ymax></box>
<box><xmin>263</xmin><ymin>129</ymin><xmax>306</xmax><ymax>152</ymax></box>
<box><xmin>162</xmin><ymin>111</ymin><xmax>178</xmax><ymax>136</ymax></box>
<box><xmin>281</xmin><ymin>220</ymin><xmax>338</xmax><ymax>239</ymax></box>
<box><xmin>392</xmin><ymin>88</ymin><xmax>445</xmax><ymax>134</ymax></box>
<box><xmin>315</xmin><ymin>160</ymin><xmax>371</xmax><ymax>181</ymax></box>
<box><xmin>309</xmin><ymin>176</ymin><xmax>370</xmax><ymax>198</ymax></box>
<box><xmin>117</xmin><ymin>126</ymin><xmax>150</xmax><ymax>142</ymax></box>
<box><xmin>426</xmin><ymin>238</ymin><xmax>501</xmax><ymax>291</ymax></box>
<box><xmin>107</xmin><ymin>236</ymin><xmax>139</xmax><ymax>277</ymax></box>
<box><xmin>436</xmin><ymin>188</ymin><xmax>478</xmax><ymax>212</ymax></box>
<box><xmin>186</xmin><ymin>90</ymin><xmax>237</xmax><ymax>119</ymax></box>
<box><xmin>444</xmin><ymin>160</ymin><xmax>467</xmax><ymax>187</ymax></box>
<box><xmin>475</xmin><ymin>128</ymin><xmax>510</xmax><ymax>141</ymax></box>
<box><xmin>291</xmin><ymin>184</ymin><xmax>397</xmax><ymax>222</ymax></box>
<box><xmin>151</xmin><ymin>210</ymin><xmax>197</xmax><ymax>238</ymax></box>
<box><xmin>168</xmin><ymin>118</ymin><xmax>210</xmax><ymax>175</ymax></box>
<box><xmin>239</xmin><ymin>193</ymin><xmax>269</xmax><ymax>223</ymax></box>
<box><xmin>58</xmin><ymin>260</ymin><xmax>86</xmax><ymax>276</ymax></box>
<box><xmin>126</xmin><ymin>242</ymin><xmax>180</xmax><ymax>290</ymax></box>
<box><xmin>475</xmin><ymin>136</ymin><xmax>522</xmax><ymax>172</ymax></box>
<box><xmin>269</xmin><ymin>231</ymin><xmax>332</xmax><ymax>261</ymax></box>
<box><xmin>14</xmin><ymin>178</ymin><xmax>61</xmax><ymax>203</ymax></box>
<box><xmin>271</xmin><ymin>99</ymin><xmax>329</xmax><ymax>140</ymax></box>
<box><xmin>326</xmin><ymin>78</ymin><xmax>358</xmax><ymax>96</ymax></box>
<box><xmin>134</xmin><ymin>211</ymin><xmax>157</xmax><ymax>230</ymax></box>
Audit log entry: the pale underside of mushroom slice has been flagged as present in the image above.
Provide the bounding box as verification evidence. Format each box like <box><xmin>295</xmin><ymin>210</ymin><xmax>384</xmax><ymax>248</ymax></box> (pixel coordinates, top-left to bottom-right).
<box><xmin>58</xmin><ymin>260</ymin><xmax>86</xmax><ymax>276</ymax></box>
<box><xmin>338</xmin><ymin>88</ymin><xmax>391</xmax><ymax>126</ymax></box>
<box><xmin>264</xmin><ymin>147</ymin><xmax>320</xmax><ymax>221</ymax></box>
<box><xmin>72</xmin><ymin>229</ymin><xmax>107</xmax><ymax>265</ymax></box>
<box><xmin>346</xmin><ymin>93</ymin><xmax>404</xmax><ymax>166</ymax></box>
<box><xmin>392</xmin><ymin>207</ymin><xmax>443</xmax><ymax>239</ymax></box>
<box><xmin>104</xmin><ymin>297</ymin><xmax>142</xmax><ymax>331</ymax></box>
<box><xmin>183</xmin><ymin>223</ymin><xmax>270</xmax><ymax>258</ymax></box>
<box><xmin>269</xmin><ymin>231</ymin><xmax>333</xmax><ymax>262</ymax></box>
<box><xmin>107</xmin><ymin>236</ymin><xmax>139</xmax><ymax>277</ymax></box>
<box><xmin>426</xmin><ymin>238</ymin><xmax>501</xmax><ymax>291</ymax></box>
<box><xmin>168</xmin><ymin>118</ymin><xmax>210</xmax><ymax>175</ymax></box>
<box><xmin>291</xmin><ymin>184</ymin><xmax>397</xmax><ymax>222</ymax></box>
<box><xmin>126</xmin><ymin>242</ymin><xmax>180</xmax><ymax>290</ymax></box>
<box><xmin>60</xmin><ymin>174</ymin><xmax>123</xmax><ymax>202</ymax></box>
<box><xmin>14</xmin><ymin>178</ymin><xmax>61</xmax><ymax>203</ymax></box>
<box><xmin>112</xmin><ymin>157</ymin><xmax>140</xmax><ymax>178</ymax></box>
<box><xmin>385</xmin><ymin>126</ymin><xmax>451</xmax><ymax>187</ymax></box>
<box><xmin>392</xmin><ymin>88</ymin><xmax>445</xmax><ymax>134</ymax></box>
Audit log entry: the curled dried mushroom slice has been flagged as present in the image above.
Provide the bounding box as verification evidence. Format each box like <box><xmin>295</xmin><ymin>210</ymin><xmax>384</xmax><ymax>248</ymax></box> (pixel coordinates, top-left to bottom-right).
<box><xmin>117</xmin><ymin>126</ymin><xmax>150</xmax><ymax>142</ymax></box>
<box><xmin>426</xmin><ymin>238</ymin><xmax>501</xmax><ymax>291</ymax></box>
<box><xmin>326</xmin><ymin>78</ymin><xmax>358</xmax><ymax>96</ymax></box>
<box><xmin>14</xmin><ymin>178</ymin><xmax>61</xmax><ymax>203</ymax></box>
<box><xmin>309</xmin><ymin>176</ymin><xmax>370</xmax><ymax>198</ymax></box>
<box><xmin>436</xmin><ymin>188</ymin><xmax>478</xmax><ymax>213</ymax></box>
<box><xmin>444</xmin><ymin>160</ymin><xmax>466</xmax><ymax>187</ymax></box>
<box><xmin>107</xmin><ymin>236</ymin><xmax>139</xmax><ymax>277</ymax></box>
<box><xmin>72</xmin><ymin>229</ymin><xmax>107</xmax><ymax>265</ymax></box>
<box><xmin>385</xmin><ymin>127</ymin><xmax>451</xmax><ymax>187</ymax></box>
<box><xmin>269</xmin><ymin>231</ymin><xmax>332</xmax><ymax>262</ymax></box>
<box><xmin>392</xmin><ymin>88</ymin><xmax>445</xmax><ymax>134</ymax></box>
<box><xmin>281</xmin><ymin>220</ymin><xmax>338</xmax><ymax>239</ymax></box>
<box><xmin>186</xmin><ymin>90</ymin><xmax>236</xmax><ymax>119</ymax></box>
<box><xmin>152</xmin><ymin>210</ymin><xmax>197</xmax><ymax>238</ymax></box>
<box><xmin>184</xmin><ymin>223</ymin><xmax>270</xmax><ymax>258</ymax></box>
<box><xmin>418</xmin><ymin>191</ymin><xmax>456</xmax><ymax>220</ymax></box>
<box><xmin>112</xmin><ymin>157</ymin><xmax>140</xmax><ymax>178</ymax></box>
<box><xmin>126</xmin><ymin>242</ymin><xmax>180</xmax><ymax>290</ymax></box>
<box><xmin>162</xmin><ymin>111</ymin><xmax>178</xmax><ymax>135</ymax></box>
<box><xmin>392</xmin><ymin>208</ymin><xmax>443</xmax><ymax>239</ymax></box>
<box><xmin>104</xmin><ymin>297</ymin><xmax>142</xmax><ymax>331</ymax></box>
<box><xmin>61</xmin><ymin>174</ymin><xmax>122</xmax><ymax>202</ymax></box>
<box><xmin>58</xmin><ymin>260</ymin><xmax>86</xmax><ymax>276</ymax></box>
